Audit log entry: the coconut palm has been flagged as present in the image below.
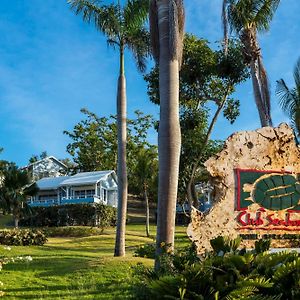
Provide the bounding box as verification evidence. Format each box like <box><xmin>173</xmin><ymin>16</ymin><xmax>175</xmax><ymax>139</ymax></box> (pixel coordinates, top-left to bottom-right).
<box><xmin>149</xmin><ymin>0</ymin><xmax>185</xmax><ymax>269</ymax></box>
<box><xmin>222</xmin><ymin>0</ymin><xmax>280</xmax><ymax>127</ymax></box>
<box><xmin>276</xmin><ymin>57</ymin><xmax>300</xmax><ymax>140</ymax></box>
<box><xmin>68</xmin><ymin>0</ymin><xmax>150</xmax><ymax>256</ymax></box>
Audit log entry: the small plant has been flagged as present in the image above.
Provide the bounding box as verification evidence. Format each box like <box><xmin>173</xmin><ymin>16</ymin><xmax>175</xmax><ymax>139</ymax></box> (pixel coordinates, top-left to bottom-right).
<box><xmin>134</xmin><ymin>243</ymin><xmax>156</xmax><ymax>259</ymax></box>
<box><xmin>0</xmin><ymin>229</ymin><xmax>47</xmax><ymax>246</ymax></box>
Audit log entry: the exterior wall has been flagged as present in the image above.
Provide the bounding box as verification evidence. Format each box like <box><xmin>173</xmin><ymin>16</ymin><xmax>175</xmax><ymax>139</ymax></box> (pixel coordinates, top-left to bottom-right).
<box><xmin>31</xmin><ymin>158</ymin><xmax>67</xmax><ymax>181</ymax></box>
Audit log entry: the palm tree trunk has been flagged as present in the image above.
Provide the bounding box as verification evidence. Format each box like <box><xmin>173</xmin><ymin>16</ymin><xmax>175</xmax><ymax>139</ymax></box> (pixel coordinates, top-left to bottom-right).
<box><xmin>250</xmin><ymin>60</ymin><xmax>269</xmax><ymax>127</ymax></box>
<box><xmin>155</xmin><ymin>0</ymin><xmax>181</xmax><ymax>270</ymax></box>
<box><xmin>114</xmin><ymin>45</ymin><xmax>128</xmax><ymax>257</ymax></box>
<box><xmin>14</xmin><ymin>216</ymin><xmax>19</xmax><ymax>228</ymax></box>
<box><xmin>143</xmin><ymin>184</ymin><xmax>150</xmax><ymax>237</ymax></box>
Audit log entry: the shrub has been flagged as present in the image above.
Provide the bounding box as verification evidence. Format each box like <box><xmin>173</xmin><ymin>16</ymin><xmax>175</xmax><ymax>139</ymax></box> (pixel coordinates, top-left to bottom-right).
<box><xmin>134</xmin><ymin>243</ymin><xmax>156</xmax><ymax>259</ymax></box>
<box><xmin>44</xmin><ymin>226</ymin><xmax>104</xmax><ymax>237</ymax></box>
<box><xmin>134</xmin><ymin>237</ymin><xmax>300</xmax><ymax>300</ymax></box>
<box><xmin>20</xmin><ymin>203</ymin><xmax>117</xmax><ymax>231</ymax></box>
<box><xmin>0</xmin><ymin>229</ymin><xmax>47</xmax><ymax>246</ymax></box>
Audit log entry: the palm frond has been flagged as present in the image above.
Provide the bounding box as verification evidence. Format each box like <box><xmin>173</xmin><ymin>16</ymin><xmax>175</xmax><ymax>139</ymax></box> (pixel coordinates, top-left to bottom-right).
<box><xmin>254</xmin><ymin>0</ymin><xmax>280</xmax><ymax>32</ymax></box>
<box><xmin>126</xmin><ymin>27</ymin><xmax>151</xmax><ymax>73</ymax></box>
<box><xmin>276</xmin><ymin>79</ymin><xmax>297</xmax><ymax>118</ymax></box>
<box><xmin>293</xmin><ymin>57</ymin><xmax>300</xmax><ymax>98</ymax></box>
<box><xmin>68</xmin><ymin>0</ymin><xmax>120</xmax><ymax>39</ymax></box>
<box><xmin>124</xmin><ymin>0</ymin><xmax>148</xmax><ymax>33</ymax></box>
<box><xmin>149</xmin><ymin>0</ymin><xmax>159</xmax><ymax>63</ymax></box>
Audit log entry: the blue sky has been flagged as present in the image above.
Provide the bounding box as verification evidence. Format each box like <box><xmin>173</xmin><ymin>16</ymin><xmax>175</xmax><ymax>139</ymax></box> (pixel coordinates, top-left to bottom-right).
<box><xmin>0</xmin><ymin>0</ymin><xmax>299</xmax><ymax>166</ymax></box>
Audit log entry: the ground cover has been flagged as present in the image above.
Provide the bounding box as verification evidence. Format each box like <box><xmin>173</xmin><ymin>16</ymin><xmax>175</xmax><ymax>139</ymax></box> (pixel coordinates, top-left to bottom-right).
<box><xmin>0</xmin><ymin>224</ymin><xmax>189</xmax><ymax>299</ymax></box>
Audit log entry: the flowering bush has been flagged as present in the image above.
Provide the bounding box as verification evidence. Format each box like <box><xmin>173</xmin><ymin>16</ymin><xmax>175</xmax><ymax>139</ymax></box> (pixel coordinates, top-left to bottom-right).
<box><xmin>0</xmin><ymin>229</ymin><xmax>47</xmax><ymax>246</ymax></box>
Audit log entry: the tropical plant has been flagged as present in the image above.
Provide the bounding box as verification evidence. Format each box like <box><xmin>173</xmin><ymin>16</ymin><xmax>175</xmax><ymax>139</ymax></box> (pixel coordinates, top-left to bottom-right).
<box><xmin>0</xmin><ymin>163</ymin><xmax>37</xmax><ymax>228</ymax></box>
<box><xmin>149</xmin><ymin>0</ymin><xmax>185</xmax><ymax>270</ymax></box>
<box><xmin>222</xmin><ymin>0</ymin><xmax>280</xmax><ymax>127</ymax></box>
<box><xmin>134</xmin><ymin>237</ymin><xmax>300</xmax><ymax>300</ymax></box>
<box><xmin>276</xmin><ymin>57</ymin><xmax>300</xmax><ymax>140</ymax></box>
<box><xmin>131</xmin><ymin>147</ymin><xmax>158</xmax><ymax>237</ymax></box>
<box><xmin>68</xmin><ymin>0</ymin><xmax>150</xmax><ymax>257</ymax></box>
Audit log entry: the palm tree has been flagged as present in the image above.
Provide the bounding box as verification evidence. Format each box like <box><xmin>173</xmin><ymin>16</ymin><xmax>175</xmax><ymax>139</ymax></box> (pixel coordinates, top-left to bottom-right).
<box><xmin>0</xmin><ymin>163</ymin><xmax>37</xmax><ymax>228</ymax></box>
<box><xmin>133</xmin><ymin>147</ymin><xmax>158</xmax><ymax>237</ymax></box>
<box><xmin>276</xmin><ymin>57</ymin><xmax>300</xmax><ymax>140</ymax></box>
<box><xmin>149</xmin><ymin>0</ymin><xmax>185</xmax><ymax>269</ymax></box>
<box><xmin>68</xmin><ymin>0</ymin><xmax>150</xmax><ymax>257</ymax></box>
<box><xmin>222</xmin><ymin>0</ymin><xmax>280</xmax><ymax>127</ymax></box>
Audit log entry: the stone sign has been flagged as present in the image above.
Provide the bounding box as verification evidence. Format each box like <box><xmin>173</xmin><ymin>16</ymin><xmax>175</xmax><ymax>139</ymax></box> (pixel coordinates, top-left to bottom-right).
<box><xmin>187</xmin><ymin>123</ymin><xmax>300</xmax><ymax>253</ymax></box>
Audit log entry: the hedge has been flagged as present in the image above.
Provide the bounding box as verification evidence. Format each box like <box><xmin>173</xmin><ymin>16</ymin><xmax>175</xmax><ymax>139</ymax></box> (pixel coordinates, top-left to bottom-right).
<box><xmin>20</xmin><ymin>203</ymin><xmax>116</xmax><ymax>232</ymax></box>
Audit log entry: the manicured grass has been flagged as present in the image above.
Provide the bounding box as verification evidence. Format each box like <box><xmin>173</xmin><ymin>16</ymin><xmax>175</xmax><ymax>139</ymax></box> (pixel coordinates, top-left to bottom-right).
<box><xmin>0</xmin><ymin>224</ymin><xmax>189</xmax><ymax>299</ymax></box>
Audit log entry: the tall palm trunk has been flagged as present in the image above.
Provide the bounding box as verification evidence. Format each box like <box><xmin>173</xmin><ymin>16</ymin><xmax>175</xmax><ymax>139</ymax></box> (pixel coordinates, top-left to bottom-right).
<box><xmin>143</xmin><ymin>183</ymin><xmax>150</xmax><ymax>237</ymax></box>
<box><xmin>241</xmin><ymin>28</ymin><xmax>272</xmax><ymax>127</ymax></box>
<box><xmin>155</xmin><ymin>0</ymin><xmax>181</xmax><ymax>270</ymax></box>
<box><xmin>114</xmin><ymin>45</ymin><xmax>128</xmax><ymax>257</ymax></box>
<box><xmin>249</xmin><ymin>60</ymin><xmax>269</xmax><ymax>127</ymax></box>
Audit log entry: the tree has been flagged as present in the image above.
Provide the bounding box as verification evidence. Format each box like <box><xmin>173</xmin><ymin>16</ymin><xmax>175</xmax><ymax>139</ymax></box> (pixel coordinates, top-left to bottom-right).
<box><xmin>222</xmin><ymin>0</ymin><xmax>280</xmax><ymax>127</ymax></box>
<box><xmin>0</xmin><ymin>163</ymin><xmax>37</xmax><ymax>228</ymax></box>
<box><xmin>149</xmin><ymin>0</ymin><xmax>185</xmax><ymax>269</ymax></box>
<box><xmin>145</xmin><ymin>35</ymin><xmax>249</xmax><ymax>205</ymax></box>
<box><xmin>64</xmin><ymin>107</ymin><xmax>155</xmax><ymax>173</ymax></box>
<box><xmin>68</xmin><ymin>0</ymin><xmax>150</xmax><ymax>256</ymax></box>
<box><xmin>29</xmin><ymin>151</ymin><xmax>48</xmax><ymax>164</ymax></box>
<box><xmin>276</xmin><ymin>57</ymin><xmax>300</xmax><ymax>140</ymax></box>
<box><xmin>131</xmin><ymin>147</ymin><xmax>158</xmax><ymax>237</ymax></box>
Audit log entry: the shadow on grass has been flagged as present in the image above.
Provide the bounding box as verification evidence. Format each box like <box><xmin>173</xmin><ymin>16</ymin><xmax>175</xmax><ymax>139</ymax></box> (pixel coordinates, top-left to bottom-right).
<box><xmin>5</xmin><ymin>281</ymin><xmax>133</xmax><ymax>299</ymax></box>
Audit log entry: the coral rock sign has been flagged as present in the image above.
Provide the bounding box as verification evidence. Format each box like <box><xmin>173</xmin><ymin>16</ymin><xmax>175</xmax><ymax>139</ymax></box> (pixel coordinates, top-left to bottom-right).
<box><xmin>187</xmin><ymin>124</ymin><xmax>300</xmax><ymax>253</ymax></box>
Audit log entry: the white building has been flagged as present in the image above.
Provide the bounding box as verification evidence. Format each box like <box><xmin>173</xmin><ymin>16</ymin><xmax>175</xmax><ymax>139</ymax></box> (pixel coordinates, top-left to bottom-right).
<box><xmin>29</xmin><ymin>170</ymin><xmax>118</xmax><ymax>208</ymax></box>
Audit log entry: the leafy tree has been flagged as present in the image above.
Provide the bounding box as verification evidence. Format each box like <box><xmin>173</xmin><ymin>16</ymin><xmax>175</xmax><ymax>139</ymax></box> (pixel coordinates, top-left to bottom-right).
<box><xmin>68</xmin><ymin>0</ymin><xmax>150</xmax><ymax>257</ymax></box>
<box><xmin>276</xmin><ymin>57</ymin><xmax>300</xmax><ymax>140</ymax></box>
<box><xmin>222</xmin><ymin>0</ymin><xmax>280</xmax><ymax>127</ymax></box>
<box><xmin>145</xmin><ymin>35</ymin><xmax>249</xmax><ymax>205</ymax></box>
<box><xmin>149</xmin><ymin>0</ymin><xmax>185</xmax><ymax>269</ymax></box>
<box><xmin>0</xmin><ymin>163</ymin><xmax>37</xmax><ymax>228</ymax></box>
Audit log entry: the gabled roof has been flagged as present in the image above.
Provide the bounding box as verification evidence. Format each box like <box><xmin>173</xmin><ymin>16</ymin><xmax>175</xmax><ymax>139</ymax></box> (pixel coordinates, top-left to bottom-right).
<box><xmin>23</xmin><ymin>156</ymin><xmax>68</xmax><ymax>170</ymax></box>
<box><xmin>36</xmin><ymin>176</ymin><xmax>70</xmax><ymax>190</ymax></box>
<box><xmin>35</xmin><ymin>170</ymin><xmax>117</xmax><ymax>190</ymax></box>
<box><xmin>60</xmin><ymin>170</ymin><xmax>116</xmax><ymax>186</ymax></box>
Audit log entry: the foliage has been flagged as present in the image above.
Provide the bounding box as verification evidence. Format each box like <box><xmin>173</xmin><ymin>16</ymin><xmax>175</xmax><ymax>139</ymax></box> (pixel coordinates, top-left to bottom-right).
<box><xmin>276</xmin><ymin>57</ymin><xmax>300</xmax><ymax>140</ymax></box>
<box><xmin>134</xmin><ymin>243</ymin><xmax>156</xmax><ymax>259</ymax></box>
<box><xmin>134</xmin><ymin>236</ymin><xmax>300</xmax><ymax>300</ymax></box>
<box><xmin>20</xmin><ymin>203</ymin><xmax>116</xmax><ymax>232</ymax></box>
<box><xmin>43</xmin><ymin>226</ymin><xmax>105</xmax><ymax>237</ymax></box>
<box><xmin>64</xmin><ymin>109</ymin><xmax>156</xmax><ymax>194</ymax></box>
<box><xmin>0</xmin><ymin>229</ymin><xmax>47</xmax><ymax>246</ymax></box>
<box><xmin>28</xmin><ymin>151</ymin><xmax>48</xmax><ymax>164</ymax></box>
<box><xmin>0</xmin><ymin>162</ymin><xmax>38</xmax><ymax>227</ymax></box>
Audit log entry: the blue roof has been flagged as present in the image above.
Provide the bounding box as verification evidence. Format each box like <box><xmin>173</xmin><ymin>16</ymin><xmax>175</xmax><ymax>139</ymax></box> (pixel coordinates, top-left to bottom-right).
<box><xmin>60</xmin><ymin>170</ymin><xmax>114</xmax><ymax>186</ymax></box>
<box><xmin>35</xmin><ymin>170</ymin><xmax>116</xmax><ymax>190</ymax></box>
<box><xmin>36</xmin><ymin>176</ymin><xmax>70</xmax><ymax>190</ymax></box>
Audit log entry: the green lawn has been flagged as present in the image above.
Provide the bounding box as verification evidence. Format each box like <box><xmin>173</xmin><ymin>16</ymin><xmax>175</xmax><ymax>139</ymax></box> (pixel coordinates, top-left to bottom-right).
<box><xmin>0</xmin><ymin>224</ymin><xmax>189</xmax><ymax>299</ymax></box>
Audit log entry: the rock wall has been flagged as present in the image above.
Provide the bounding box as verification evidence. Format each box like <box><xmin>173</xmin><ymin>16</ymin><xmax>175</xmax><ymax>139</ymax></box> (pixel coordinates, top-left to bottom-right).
<box><xmin>187</xmin><ymin>123</ymin><xmax>300</xmax><ymax>253</ymax></box>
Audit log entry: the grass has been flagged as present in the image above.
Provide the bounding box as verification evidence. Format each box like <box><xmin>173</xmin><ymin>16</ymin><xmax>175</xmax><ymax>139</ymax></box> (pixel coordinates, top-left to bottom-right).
<box><xmin>0</xmin><ymin>223</ymin><xmax>189</xmax><ymax>299</ymax></box>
